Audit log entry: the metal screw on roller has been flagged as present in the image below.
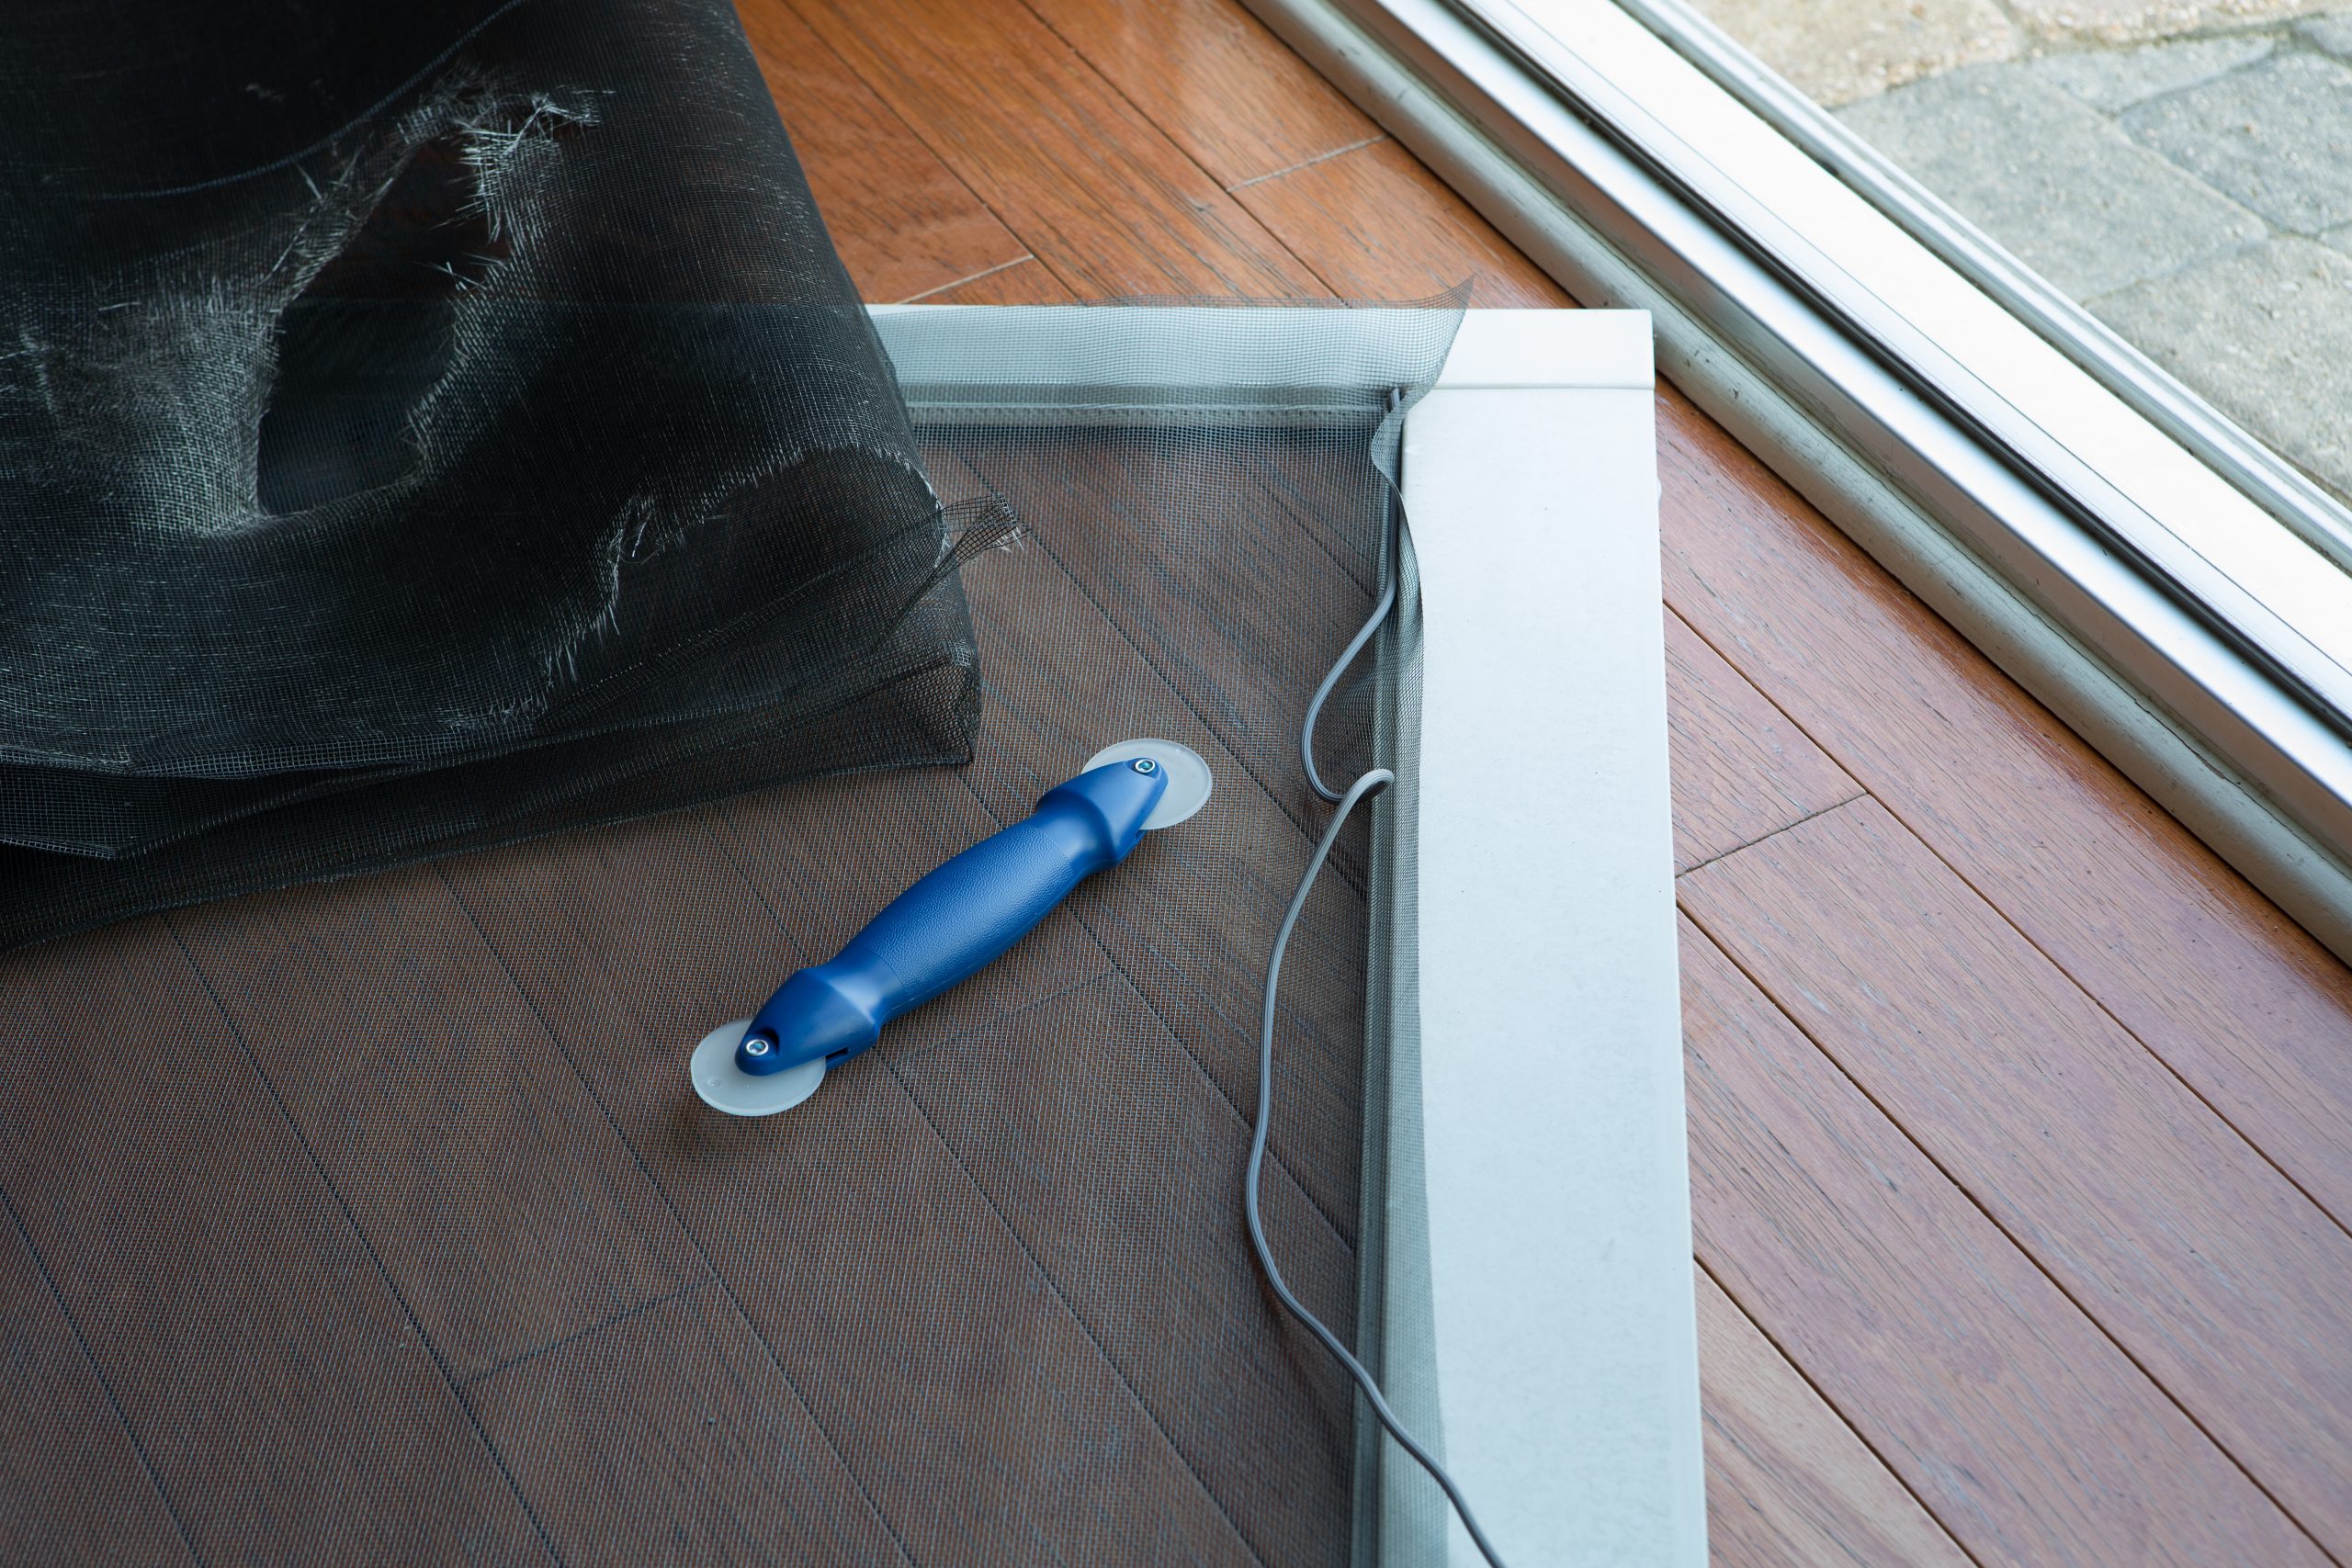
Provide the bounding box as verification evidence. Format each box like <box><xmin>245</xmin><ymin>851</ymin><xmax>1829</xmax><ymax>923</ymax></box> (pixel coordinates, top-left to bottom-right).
<box><xmin>1083</xmin><ymin>738</ymin><xmax>1212</xmax><ymax>829</ymax></box>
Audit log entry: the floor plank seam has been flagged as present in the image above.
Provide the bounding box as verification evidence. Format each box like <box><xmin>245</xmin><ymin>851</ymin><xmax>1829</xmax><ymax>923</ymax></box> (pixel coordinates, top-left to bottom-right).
<box><xmin>162</xmin><ymin>917</ymin><xmax>570</xmax><ymax>1568</ymax></box>
<box><xmin>1195</xmin><ymin>186</ymin><xmax>1385</xmax><ymax>331</ymax></box>
<box><xmin>1228</xmin><ymin>136</ymin><xmax>1389</xmax><ymax>192</ymax></box>
<box><xmin>1673</xmin><ymin>790</ymin><xmax>1870</xmax><ymax>882</ymax></box>
<box><xmin>884</xmin><ymin>1053</ymin><xmax>1282</xmax><ymax>1568</ymax></box>
<box><xmin>1673</xmin><ymin>903</ymin><xmax>2340</xmax><ymax>1561</ymax></box>
<box><xmin>1662</xmin><ymin>599</ymin><xmax>1871</xmax><ymax>818</ymax></box>
<box><xmin>794</xmin><ymin>0</ymin><xmax>1341</xmax><ymax>306</ymax></box>
<box><xmin>1860</xmin><ymin>792</ymin><xmax>2352</xmax><ymax>1248</ymax></box>
<box><xmin>0</xmin><ymin>1182</ymin><xmax>206</xmax><ymax>1568</ymax></box>
<box><xmin>999</xmin><ymin>0</ymin><xmax>1384</xmax><ymax>203</ymax></box>
<box><xmin>1692</xmin><ymin>1252</ymin><xmax>1988</xmax><ymax>1568</ymax></box>
<box><xmin>775</xmin><ymin>0</ymin><xmax>1121</xmax><ymax>308</ymax></box>
<box><xmin>772</xmin><ymin>0</ymin><xmax>1038</xmax><ymax>301</ymax></box>
<box><xmin>896</xmin><ymin>254</ymin><xmax>1036</xmax><ymax>304</ymax></box>
<box><xmin>435</xmin><ymin>867</ymin><xmax>922</xmax><ymax>1568</ymax></box>
<box><xmin>1000</xmin><ymin>0</ymin><xmax>1168</xmax><ymax>180</ymax></box>
<box><xmin>458</xmin><ymin>1277</ymin><xmax>717</xmax><ymax>1391</ymax></box>
<box><xmin>1663</xmin><ymin>592</ymin><xmax>2352</xmax><ymax>1244</ymax></box>
<box><xmin>884</xmin><ymin>963</ymin><xmax>1116</xmax><ymax>1070</ymax></box>
<box><xmin>991</xmin><ymin>525</ymin><xmax>1373</xmax><ymax>890</ymax></box>
<box><xmin>695</xmin><ymin>806</ymin><xmax>808</xmax><ymax>956</ymax></box>
<box><xmin>964</xmin><ymin>495</ymin><xmax>1374</xmax><ymax>860</ymax></box>
<box><xmin>1084</xmin><ymin>930</ymin><xmax>1363</xmax><ymax>1246</ymax></box>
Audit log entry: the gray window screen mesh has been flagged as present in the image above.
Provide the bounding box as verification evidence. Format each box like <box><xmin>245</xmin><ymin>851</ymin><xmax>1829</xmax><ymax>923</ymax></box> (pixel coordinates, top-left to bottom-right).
<box><xmin>0</xmin><ymin>0</ymin><xmax>1466</xmax><ymax>1559</ymax></box>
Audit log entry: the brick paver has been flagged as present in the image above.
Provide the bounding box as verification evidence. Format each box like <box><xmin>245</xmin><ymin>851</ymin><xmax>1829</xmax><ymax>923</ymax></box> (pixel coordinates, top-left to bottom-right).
<box><xmin>1695</xmin><ymin>0</ymin><xmax>2352</xmax><ymax>502</ymax></box>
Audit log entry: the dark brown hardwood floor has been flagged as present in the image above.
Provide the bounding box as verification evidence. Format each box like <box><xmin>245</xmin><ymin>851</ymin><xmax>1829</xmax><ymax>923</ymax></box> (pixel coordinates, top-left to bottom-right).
<box><xmin>4</xmin><ymin>4</ymin><xmax>2348</xmax><ymax>1565</ymax></box>
<box><xmin>741</xmin><ymin>0</ymin><xmax>2352</xmax><ymax>1562</ymax></box>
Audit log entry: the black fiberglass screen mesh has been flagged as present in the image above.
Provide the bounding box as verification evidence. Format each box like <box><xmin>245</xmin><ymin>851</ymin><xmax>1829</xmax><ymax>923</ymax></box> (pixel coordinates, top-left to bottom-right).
<box><xmin>0</xmin><ymin>0</ymin><xmax>979</xmax><ymax>946</ymax></box>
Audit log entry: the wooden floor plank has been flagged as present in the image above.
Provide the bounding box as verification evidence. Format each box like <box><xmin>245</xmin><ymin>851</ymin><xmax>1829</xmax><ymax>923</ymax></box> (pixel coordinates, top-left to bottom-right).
<box><xmin>467</xmin><ymin>1284</ymin><xmax>911</xmax><ymax>1567</ymax></box>
<box><xmin>1667</xmin><ymin>610</ymin><xmax>1861</xmax><ymax>874</ymax></box>
<box><xmin>1013</xmin><ymin>0</ymin><xmax>1381</xmax><ymax>187</ymax></box>
<box><xmin>1694</xmin><ymin>1269</ymin><xmax>1970</xmax><ymax>1568</ymax></box>
<box><xmin>895</xmin><ymin>972</ymin><xmax>1359</xmax><ymax>1568</ymax></box>
<box><xmin>1681</xmin><ymin>798</ymin><xmax>2352</xmax><ymax>1557</ymax></box>
<box><xmin>909</xmin><ymin>254</ymin><xmax>1068</xmax><ymax>305</ymax></box>
<box><xmin>170</xmin><ymin>867</ymin><xmax>708</xmax><ymax>1382</ymax></box>
<box><xmin>1679</xmin><ymin>911</ymin><xmax>2325</xmax><ymax>1566</ymax></box>
<box><xmin>1657</xmin><ymin>395</ymin><xmax>2352</xmax><ymax>1235</ymax></box>
<box><xmin>741</xmin><ymin>0</ymin><xmax>1029</xmax><ymax>303</ymax></box>
<box><xmin>782</xmin><ymin>0</ymin><xmax>1327</xmax><ymax>299</ymax></box>
<box><xmin>1232</xmin><ymin>136</ymin><xmax>1572</xmax><ymax>308</ymax></box>
<box><xmin>0</xmin><ymin>1209</ymin><xmax>195</xmax><ymax>1567</ymax></box>
<box><xmin>951</xmin><ymin>555</ymin><xmax>1374</xmax><ymax>1235</ymax></box>
<box><xmin>440</xmin><ymin>814</ymin><xmax>1266</xmax><ymax>1567</ymax></box>
<box><xmin>0</xmin><ymin>921</ymin><xmax>555</xmax><ymax>1566</ymax></box>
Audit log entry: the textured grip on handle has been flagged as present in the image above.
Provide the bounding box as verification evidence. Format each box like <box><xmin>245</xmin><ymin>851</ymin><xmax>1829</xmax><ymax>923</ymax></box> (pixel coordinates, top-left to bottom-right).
<box><xmin>739</xmin><ymin>758</ymin><xmax>1170</xmax><ymax>1075</ymax></box>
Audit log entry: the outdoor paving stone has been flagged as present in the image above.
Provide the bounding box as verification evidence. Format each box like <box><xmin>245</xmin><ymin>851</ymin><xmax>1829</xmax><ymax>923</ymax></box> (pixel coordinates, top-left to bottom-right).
<box><xmin>2004</xmin><ymin>0</ymin><xmax>2325</xmax><ymax>47</ymax></box>
<box><xmin>2122</xmin><ymin>52</ymin><xmax>2352</xmax><ymax>231</ymax></box>
<box><xmin>2092</xmin><ymin>237</ymin><xmax>2352</xmax><ymax>501</ymax></box>
<box><xmin>1687</xmin><ymin>0</ymin><xmax>2015</xmax><ymax>105</ymax></box>
<box><xmin>2298</xmin><ymin>9</ymin><xmax>2352</xmax><ymax>54</ymax></box>
<box><xmin>2029</xmin><ymin>34</ymin><xmax>2273</xmax><ymax>110</ymax></box>
<box><xmin>1839</xmin><ymin>65</ymin><xmax>2267</xmax><ymax>297</ymax></box>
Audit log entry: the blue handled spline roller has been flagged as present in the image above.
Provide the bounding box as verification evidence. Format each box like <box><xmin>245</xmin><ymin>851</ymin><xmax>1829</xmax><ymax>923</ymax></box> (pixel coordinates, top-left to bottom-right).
<box><xmin>690</xmin><ymin>738</ymin><xmax>1214</xmax><ymax>1116</ymax></box>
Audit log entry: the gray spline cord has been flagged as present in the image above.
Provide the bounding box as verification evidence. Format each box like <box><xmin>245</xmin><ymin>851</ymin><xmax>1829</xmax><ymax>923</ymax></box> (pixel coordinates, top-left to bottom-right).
<box><xmin>1249</xmin><ymin>387</ymin><xmax>1513</xmax><ymax>1568</ymax></box>
<box><xmin>1300</xmin><ymin>391</ymin><xmax>1407</xmax><ymax>807</ymax></box>
<box><xmin>1245</xmin><ymin>769</ymin><xmax>1511</xmax><ymax>1568</ymax></box>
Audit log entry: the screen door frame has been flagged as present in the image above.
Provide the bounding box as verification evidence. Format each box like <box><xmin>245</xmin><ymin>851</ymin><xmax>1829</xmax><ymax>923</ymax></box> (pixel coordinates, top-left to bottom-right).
<box><xmin>870</xmin><ymin>304</ymin><xmax>1695</xmax><ymax>1568</ymax></box>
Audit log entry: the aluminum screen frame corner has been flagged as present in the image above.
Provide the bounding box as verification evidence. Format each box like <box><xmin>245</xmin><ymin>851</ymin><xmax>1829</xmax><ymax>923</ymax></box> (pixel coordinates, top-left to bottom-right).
<box><xmin>868</xmin><ymin>304</ymin><xmax>1701</xmax><ymax>1567</ymax></box>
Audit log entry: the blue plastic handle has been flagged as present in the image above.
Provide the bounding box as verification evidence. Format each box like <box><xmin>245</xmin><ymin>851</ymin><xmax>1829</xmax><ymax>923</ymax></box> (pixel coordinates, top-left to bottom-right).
<box><xmin>735</xmin><ymin>757</ymin><xmax>1171</xmax><ymax>1077</ymax></box>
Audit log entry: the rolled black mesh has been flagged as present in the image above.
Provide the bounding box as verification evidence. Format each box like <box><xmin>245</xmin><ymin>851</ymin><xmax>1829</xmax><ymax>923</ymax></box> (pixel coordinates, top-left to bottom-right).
<box><xmin>0</xmin><ymin>0</ymin><xmax>979</xmax><ymax>945</ymax></box>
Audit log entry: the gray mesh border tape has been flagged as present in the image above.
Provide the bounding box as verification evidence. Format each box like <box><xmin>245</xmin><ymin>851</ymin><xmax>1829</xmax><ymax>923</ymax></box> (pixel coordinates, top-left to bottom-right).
<box><xmin>1359</xmin><ymin>522</ymin><xmax>1449</xmax><ymax>1568</ymax></box>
